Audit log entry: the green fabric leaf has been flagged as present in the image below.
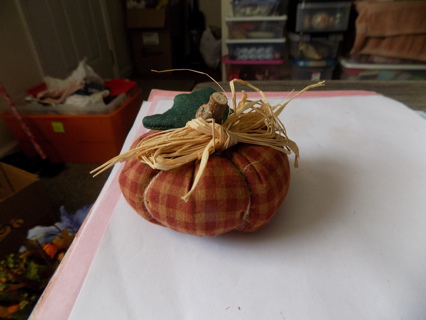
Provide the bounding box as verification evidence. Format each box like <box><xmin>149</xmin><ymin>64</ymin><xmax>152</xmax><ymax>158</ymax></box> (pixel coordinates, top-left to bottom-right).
<box><xmin>143</xmin><ymin>87</ymin><xmax>228</xmax><ymax>130</ymax></box>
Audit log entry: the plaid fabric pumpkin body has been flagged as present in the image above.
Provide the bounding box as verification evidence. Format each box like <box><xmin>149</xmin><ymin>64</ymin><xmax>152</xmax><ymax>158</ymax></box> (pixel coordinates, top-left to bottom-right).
<box><xmin>119</xmin><ymin>131</ymin><xmax>291</xmax><ymax>237</ymax></box>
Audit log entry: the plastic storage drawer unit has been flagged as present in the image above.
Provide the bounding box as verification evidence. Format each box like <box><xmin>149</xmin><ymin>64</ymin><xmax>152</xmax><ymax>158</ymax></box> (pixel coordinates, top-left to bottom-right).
<box><xmin>340</xmin><ymin>58</ymin><xmax>426</xmax><ymax>80</ymax></box>
<box><xmin>288</xmin><ymin>32</ymin><xmax>343</xmax><ymax>60</ymax></box>
<box><xmin>231</xmin><ymin>0</ymin><xmax>282</xmax><ymax>17</ymax></box>
<box><xmin>295</xmin><ymin>2</ymin><xmax>351</xmax><ymax>32</ymax></box>
<box><xmin>223</xmin><ymin>56</ymin><xmax>284</xmax><ymax>81</ymax></box>
<box><xmin>226</xmin><ymin>38</ymin><xmax>286</xmax><ymax>61</ymax></box>
<box><xmin>226</xmin><ymin>15</ymin><xmax>287</xmax><ymax>39</ymax></box>
<box><xmin>291</xmin><ymin>58</ymin><xmax>336</xmax><ymax>80</ymax></box>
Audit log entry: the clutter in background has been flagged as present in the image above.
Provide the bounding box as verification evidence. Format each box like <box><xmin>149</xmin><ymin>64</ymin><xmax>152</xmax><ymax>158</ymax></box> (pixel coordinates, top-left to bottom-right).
<box><xmin>127</xmin><ymin>0</ymin><xmax>219</xmax><ymax>73</ymax></box>
<box><xmin>339</xmin><ymin>57</ymin><xmax>426</xmax><ymax>81</ymax></box>
<box><xmin>0</xmin><ymin>204</ymin><xmax>91</xmax><ymax>319</ymax></box>
<box><xmin>200</xmin><ymin>27</ymin><xmax>221</xmax><ymax>69</ymax></box>
<box><xmin>291</xmin><ymin>2</ymin><xmax>352</xmax><ymax>33</ymax></box>
<box><xmin>0</xmin><ymin>162</ymin><xmax>57</xmax><ymax>258</ymax></box>
<box><xmin>350</xmin><ymin>1</ymin><xmax>426</xmax><ymax>63</ymax></box>
<box><xmin>25</xmin><ymin>59</ymin><xmax>107</xmax><ymax>108</ymax></box>
<box><xmin>0</xmin><ymin>57</ymin><xmax>142</xmax><ymax>163</ymax></box>
<box><xmin>27</xmin><ymin>205</ymin><xmax>91</xmax><ymax>244</ymax></box>
<box><xmin>22</xmin><ymin>60</ymin><xmax>136</xmax><ymax>116</ymax></box>
<box><xmin>231</xmin><ymin>0</ymin><xmax>282</xmax><ymax>17</ymax></box>
<box><xmin>286</xmin><ymin>1</ymin><xmax>351</xmax><ymax>81</ymax></box>
<box><xmin>33</xmin><ymin>59</ymin><xmax>105</xmax><ymax>105</ymax></box>
<box><xmin>223</xmin><ymin>0</ymin><xmax>286</xmax><ymax>81</ymax></box>
<box><xmin>340</xmin><ymin>1</ymin><xmax>426</xmax><ymax>81</ymax></box>
<box><xmin>1</xmin><ymin>87</ymin><xmax>142</xmax><ymax>164</ymax></box>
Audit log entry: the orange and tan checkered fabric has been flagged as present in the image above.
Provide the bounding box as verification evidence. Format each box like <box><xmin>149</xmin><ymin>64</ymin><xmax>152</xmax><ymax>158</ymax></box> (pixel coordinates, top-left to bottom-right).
<box><xmin>119</xmin><ymin>131</ymin><xmax>290</xmax><ymax>237</ymax></box>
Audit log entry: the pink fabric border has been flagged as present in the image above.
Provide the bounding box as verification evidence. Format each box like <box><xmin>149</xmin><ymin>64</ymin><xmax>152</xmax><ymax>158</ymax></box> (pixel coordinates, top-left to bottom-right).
<box><xmin>29</xmin><ymin>169</ymin><xmax>125</xmax><ymax>319</ymax></box>
<box><xmin>29</xmin><ymin>88</ymin><xmax>378</xmax><ymax>320</ymax></box>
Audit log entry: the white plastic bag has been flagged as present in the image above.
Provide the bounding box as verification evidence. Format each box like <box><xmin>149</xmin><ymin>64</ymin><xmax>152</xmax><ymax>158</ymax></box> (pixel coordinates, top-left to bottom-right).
<box><xmin>44</xmin><ymin>59</ymin><xmax>103</xmax><ymax>92</ymax></box>
<box><xmin>64</xmin><ymin>90</ymin><xmax>109</xmax><ymax>111</ymax></box>
<box><xmin>199</xmin><ymin>27</ymin><xmax>221</xmax><ymax>69</ymax></box>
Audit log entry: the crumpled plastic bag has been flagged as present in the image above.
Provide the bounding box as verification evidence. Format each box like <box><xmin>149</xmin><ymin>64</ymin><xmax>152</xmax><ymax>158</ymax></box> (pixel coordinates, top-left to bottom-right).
<box><xmin>44</xmin><ymin>59</ymin><xmax>103</xmax><ymax>92</ymax></box>
<box><xmin>199</xmin><ymin>27</ymin><xmax>221</xmax><ymax>69</ymax></box>
<box><xmin>26</xmin><ymin>204</ymin><xmax>92</xmax><ymax>245</ymax></box>
<box><xmin>33</xmin><ymin>59</ymin><xmax>109</xmax><ymax>108</ymax></box>
<box><xmin>64</xmin><ymin>89</ymin><xmax>110</xmax><ymax>110</ymax></box>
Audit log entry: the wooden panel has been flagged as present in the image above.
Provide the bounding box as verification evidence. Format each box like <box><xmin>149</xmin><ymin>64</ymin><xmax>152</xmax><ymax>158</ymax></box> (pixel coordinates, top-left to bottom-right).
<box><xmin>20</xmin><ymin>0</ymin><xmax>115</xmax><ymax>79</ymax></box>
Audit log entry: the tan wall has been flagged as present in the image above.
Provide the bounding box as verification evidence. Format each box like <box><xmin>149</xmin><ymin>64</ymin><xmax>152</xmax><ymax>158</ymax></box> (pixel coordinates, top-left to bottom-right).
<box><xmin>0</xmin><ymin>0</ymin><xmax>43</xmax><ymax>155</ymax></box>
<box><xmin>0</xmin><ymin>0</ymin><xmax>43</xmax><ymax>107</ymax></box>
<box><xmin>199</xmin><ymin>0</ymin><xmax>221</xmax><ymax>28</ymax></box>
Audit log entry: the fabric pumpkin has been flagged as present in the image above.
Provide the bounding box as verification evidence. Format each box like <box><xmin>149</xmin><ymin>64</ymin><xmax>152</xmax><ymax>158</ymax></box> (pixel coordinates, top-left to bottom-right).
<box><xmin>92</xmin><ymin>80</ymin><xmax>325</xmax><ymax>237</ymax></box>
<box><xmin>119</xmin><ymin>130</ymin><xmax>290</xmax><ymax>237</ymax></box>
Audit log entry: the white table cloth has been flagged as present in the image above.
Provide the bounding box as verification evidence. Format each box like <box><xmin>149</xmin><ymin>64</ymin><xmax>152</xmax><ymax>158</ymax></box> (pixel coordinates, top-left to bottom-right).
<box><xmin>30</xmin><ymin>89</ymin><xmax>426</xmax><ymax>320</ymax></box>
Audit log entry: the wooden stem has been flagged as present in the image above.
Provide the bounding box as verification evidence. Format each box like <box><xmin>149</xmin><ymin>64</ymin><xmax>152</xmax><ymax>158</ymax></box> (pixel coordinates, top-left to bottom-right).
<box><xmin>196</xmin><ymin>92</ymin><xmax>228</xmax><ymax>124</ymax></box>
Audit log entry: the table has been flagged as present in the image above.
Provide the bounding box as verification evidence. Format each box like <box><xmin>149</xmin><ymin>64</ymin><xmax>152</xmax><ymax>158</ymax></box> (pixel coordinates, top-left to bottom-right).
<box><xmin>30</xmin><ymin>82</ymin><xmax>426</xmax><ymax>319</ymax></box>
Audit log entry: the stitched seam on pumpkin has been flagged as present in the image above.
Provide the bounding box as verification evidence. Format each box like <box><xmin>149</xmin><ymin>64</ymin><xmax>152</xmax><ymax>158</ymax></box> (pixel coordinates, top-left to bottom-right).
<box><xmin>226</xmin><ymin>150</ymin><xmax>252</xmax><ymax>227</ymax></box>
<box><xmin>234</xmin><ymin>147</ymin><xmax>263</xmax><ymax>184</ymax></box>
<box><xmin>142</xmin><ymin>170</ymin><xmax>163</xmax><ymax>221</ymax></box>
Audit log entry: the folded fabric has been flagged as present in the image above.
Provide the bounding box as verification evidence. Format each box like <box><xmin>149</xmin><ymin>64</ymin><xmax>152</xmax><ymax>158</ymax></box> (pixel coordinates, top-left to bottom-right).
<box><xmin>354</xmin><ymin>1</ymin><xmax>426</xmax><ymax>37</ymax></box>
<box><xmin>354</xmin><ymin>34</ymin><xmax>426</xmax><ymax>62</ymax></box>
<box><xmin>351</xmin><ymin>1</ymin><xmax>426</xmax><ymax>62</ymax></box>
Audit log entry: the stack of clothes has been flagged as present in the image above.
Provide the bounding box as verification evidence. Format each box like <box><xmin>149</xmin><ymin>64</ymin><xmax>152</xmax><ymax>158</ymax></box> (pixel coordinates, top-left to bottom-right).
<box><xmin>350</xmin><ymin>1</ymin><xmax>426</xmax><ymax>64</ymax></box>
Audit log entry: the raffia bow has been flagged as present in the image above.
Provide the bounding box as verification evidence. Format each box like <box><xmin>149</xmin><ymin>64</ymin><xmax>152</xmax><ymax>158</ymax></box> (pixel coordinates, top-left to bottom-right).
<box><xmin>92</xmin><ymin>79</ymin><xmax>325</xmax><ymax>201</ymax></box>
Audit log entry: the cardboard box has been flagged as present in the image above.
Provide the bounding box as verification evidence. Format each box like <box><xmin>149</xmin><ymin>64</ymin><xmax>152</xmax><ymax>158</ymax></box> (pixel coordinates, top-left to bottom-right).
<box><xmin>127</xmin><ymin>8</ymin><xmax>166</xmax><ymax>29</ymax></box>
<box><xmin>131</xmin><ymin>30</ymin><xmax>172</xmax><ymax>74</ymax></box>
<box><xmin>0</xmin><ymin>89</ymin><xmax>142</xmax><ymax>164</ymax></box>
<box><xmin>0</xmin><ymin>163</ymin><xmax>56</xmax><ymax>257</ymax></box>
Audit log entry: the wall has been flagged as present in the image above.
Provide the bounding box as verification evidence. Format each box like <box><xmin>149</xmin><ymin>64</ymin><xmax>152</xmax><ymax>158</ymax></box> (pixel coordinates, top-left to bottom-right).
<box><xmin>104</xmin><ymin>0</ymin><xmax>133</xmax><ymax>78</ymax></box>
<box><xmin>0</xmin><ymin>0</ymin><xmax>43</xmax><ymax>157</ymax></box>
<box><xmin>0</xmin><ymin>1</ymin><xmax>43</xmax><ymax>106</ymax></box>
<box><xmin>199</xmin><ymin>0</ymin><xmax>221</xmax><ymax>29</ymax></box>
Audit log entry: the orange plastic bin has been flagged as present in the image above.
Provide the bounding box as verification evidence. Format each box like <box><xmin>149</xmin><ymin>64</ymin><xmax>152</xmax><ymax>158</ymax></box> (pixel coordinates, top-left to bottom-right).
<box><xmin>1</xmin><ymin>89</ymin><xmax>142</xmax><ymax>164</ymax></box>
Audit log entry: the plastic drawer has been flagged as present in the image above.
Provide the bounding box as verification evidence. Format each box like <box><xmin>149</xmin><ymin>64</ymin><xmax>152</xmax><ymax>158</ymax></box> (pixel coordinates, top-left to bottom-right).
<box><xmin>288</xmin><ymin>32</ymin><xmax>343</xmax><ymax>60</ymax></box>
<box><xmin>226</xmin><ymin>38</ymin><xmax>286</xmax><ymax>61</ymax></box>
<box><xmin>295</xmin><ymin>2</ymin><xmax>351</xmax><ymax>32</ymax></box>
<box><xmin>223</xmin><ymin>57</ymin><xmax>284</xmax><ymax>80</ymax></box>
<box><xmin>226</xmin><ymin>15</ymin><xmax>287</xmax><ymax>39</ymax></box>
<box><xmin>291</xmin><ymin>58</ymin><xmax>336</xmax><ymax>80</ymax></box>
<box><xmin>231</xmin><ymin>0</ymin><xmax>282</xmax><ymax>17</ymax></box>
